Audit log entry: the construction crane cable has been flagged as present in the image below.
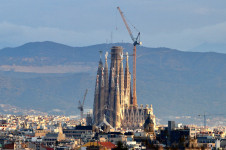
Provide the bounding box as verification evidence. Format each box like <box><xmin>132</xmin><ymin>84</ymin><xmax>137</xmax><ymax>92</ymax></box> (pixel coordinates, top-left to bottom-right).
<box><xmin>117</xmin><ymin>7</ymin><xmax>135</xmax><ymax>42</ymax></box>
<box><xmin>82</xmin><ymin>89</ymin><xmax>88</xmax><ymax>106</ymax></box>
<box><xmin>125</xmin><ymin>15</ymin><xmax>140</xmax><ymax>33</ymax></box>
<box><xmin>117</xmin><ymin>6</ymin><xmax>141</xmax><ymax>106</ymax></box>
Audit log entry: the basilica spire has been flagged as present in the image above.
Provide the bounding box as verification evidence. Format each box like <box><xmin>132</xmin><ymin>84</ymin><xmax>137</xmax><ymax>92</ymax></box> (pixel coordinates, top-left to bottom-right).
<box><xmin>93</xmin><ymin>46</ymin><xmax>156</xmax><ymax>129</ymax></box>
<box><xmin>115</xmin><ymin>75</ymin><xmax>121</xmax><ymax>128</ymax></box>
<box><xmin>93</xmin><ymin>74</ymin><xmax>99</xmax><ymax>125</ymax></box>
<box><xmin>104</xmin><ymin>52</ymin><xmax>109</xmax><ymax>106</ymax></box>
<box><xmin>124</xmin><ymin>52</ymin><xmax>131</xmax><ymax>106</ymax></box>
<box><xmin>93</xmin><ymin>51</ymin><xmax>103</xmax><ymax>125</ymax></box>
<box><xmin>124</xmin><ymin>52</ymin><xmax>129</xmax><ymax>89</ymax></box>
<box><xmin>109</xmin><ymin>67</ymin><xmax>115</xmax><ymax>125</ymax></box>
<box><xmin>99</xmin><ymin>67</ymin><xmax>105</xmax><ymax>123</ymax></box>
<box><xmin>119</xmin><ymin>52</ymin><xmax>125</xmax><ymax>118</ymax></box>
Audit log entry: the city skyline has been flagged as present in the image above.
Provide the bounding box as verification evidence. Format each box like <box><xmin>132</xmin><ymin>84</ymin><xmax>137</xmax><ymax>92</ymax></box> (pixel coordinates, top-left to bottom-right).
<box><xmin>0</xmin><ymin>1</ymin><xmax>225</xmax><ymax>148</ymax></box>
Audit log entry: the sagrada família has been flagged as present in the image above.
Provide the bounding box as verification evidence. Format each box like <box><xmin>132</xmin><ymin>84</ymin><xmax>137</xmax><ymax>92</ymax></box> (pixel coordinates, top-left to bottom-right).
<box><xmin>93</xmin><ymin>46</ymin><xmax>156</xmax><ymax>129</ymax></box>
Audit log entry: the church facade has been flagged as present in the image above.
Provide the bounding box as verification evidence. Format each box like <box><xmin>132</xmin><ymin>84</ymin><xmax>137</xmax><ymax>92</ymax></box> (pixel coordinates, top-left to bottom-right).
<box><xmin>93</xmin><ymin>46</ymin><xmax>156</xmax><ymax>129</ymax></box>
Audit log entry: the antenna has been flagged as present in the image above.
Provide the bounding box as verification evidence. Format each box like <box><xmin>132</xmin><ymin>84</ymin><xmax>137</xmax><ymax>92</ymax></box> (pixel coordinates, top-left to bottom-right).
<box><xmin>111</xmin><ymin>32</ymin><xmax>113</xmax><ymax>43</ymax></box>
<box><xmin>197</xmin><ymin>113</ymin><xmax>226</xmax><ymax>129</ymax></box>
<box><xmin>99</xmin><ymin>50</ymin><xmax>103</xmax><ymax>59</ymax></box>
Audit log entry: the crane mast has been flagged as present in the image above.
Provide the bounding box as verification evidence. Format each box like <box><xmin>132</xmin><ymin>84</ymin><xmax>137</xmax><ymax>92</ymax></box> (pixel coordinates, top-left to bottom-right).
<box><xmin>197</xmin><ymin>113</ymin><xmax>225</xmax><ymax>130</ymax></box>
<box><xmin>78</xmin><ymin>89</ymin><xmax>88</xmax><ymax>119</ymax></box>
<box><xmin>117</xmin><ymin>7</ymin><xmax>141</xmax><ymax>106</ymax></box>
<box><xmin>198</xmin><ymin>113</ymin><xmax>207</xmax><ymax>129</ymax></box>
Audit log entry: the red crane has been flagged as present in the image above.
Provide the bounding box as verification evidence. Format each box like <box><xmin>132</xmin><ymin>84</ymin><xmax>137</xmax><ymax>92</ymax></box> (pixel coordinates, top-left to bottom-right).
<box><xmin>117</xmin><ymin>7</ymin><xmax>142</xmax><ymax>106</ymax></box>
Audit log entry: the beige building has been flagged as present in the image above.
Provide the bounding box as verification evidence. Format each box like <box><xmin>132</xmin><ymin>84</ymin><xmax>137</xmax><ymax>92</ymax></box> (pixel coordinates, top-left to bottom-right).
<box><xmin>35</xmin><ymin>129</ymin><xmax>49</xmax><ymax>137</ymax></box>
<box><xmin>93</xmin><ymin>46</ymin><xmax>156</xmax><ymax>129</ymax></box>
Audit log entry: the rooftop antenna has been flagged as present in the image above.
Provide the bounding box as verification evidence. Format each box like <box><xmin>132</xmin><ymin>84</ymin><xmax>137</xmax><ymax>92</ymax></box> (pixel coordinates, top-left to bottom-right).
<box><xmin>111</xmin><ymin>32</ymin><xmax>113</xmax><ymax>43</ymax></box>
<box><xmin>99</xmin><ymin>50</ymin><xmax>103</xmax><ymax>59</ymax></box>
<box><xmin>198</xmin><ymin>112</ymin><xmax>207</xmax><ymax>129</ymax></box>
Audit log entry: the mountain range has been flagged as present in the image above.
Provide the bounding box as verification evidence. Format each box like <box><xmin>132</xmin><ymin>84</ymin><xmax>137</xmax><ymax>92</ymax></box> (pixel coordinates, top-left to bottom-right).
<box><xmin>0</xmin><ymin>41</ymin><xmax>225</xmax><ymax>125</ymax></box>
<box><xmin>190</xmin><ymin>42</ymin><xmax>226</xmax><ymax>53</ymax></box>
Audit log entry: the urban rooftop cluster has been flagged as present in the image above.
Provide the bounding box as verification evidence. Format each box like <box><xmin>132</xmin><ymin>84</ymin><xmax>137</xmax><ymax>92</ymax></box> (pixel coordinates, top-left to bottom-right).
<box><xmin>0</xmin><ymin>114</ymin><xmax>225</xmax><ymax>150</ymax></box>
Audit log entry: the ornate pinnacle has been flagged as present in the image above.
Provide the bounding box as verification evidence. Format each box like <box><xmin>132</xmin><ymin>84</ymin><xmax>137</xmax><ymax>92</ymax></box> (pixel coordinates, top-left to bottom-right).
<box><xmin>120</xmin><ymin>52</ymin><xmax>123</xmax><ymax>60</ymax></box>
<box><xmin>105</xmin><ymin>52</ymin><xmax>108</xmax><ymax>60</ymax></box>
<box><xmin>126</xmin><ymin>52</ymin><xmax>129</xmax><ymax>60</ymax></box>
<box><xmin>101</xmin><ymin>67</ymin><xmax>104</xmax><ymax>76</ymax></box>
<box><xmin>116</xmin><ymin>75</ymin><xmax>119</xmax><ymax>88</ymax></box>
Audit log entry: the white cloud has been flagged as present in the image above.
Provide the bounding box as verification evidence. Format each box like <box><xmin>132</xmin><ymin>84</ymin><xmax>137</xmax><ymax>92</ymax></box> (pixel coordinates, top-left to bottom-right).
<box><xmin>51</xmin><ymin>109</ymin><xmax>63</xmax><ymax>112</ymax></box>
<box><xmin>174</xmin><ymin>116</ymin><xmax>191</xmax><ymax>119</ymax></box>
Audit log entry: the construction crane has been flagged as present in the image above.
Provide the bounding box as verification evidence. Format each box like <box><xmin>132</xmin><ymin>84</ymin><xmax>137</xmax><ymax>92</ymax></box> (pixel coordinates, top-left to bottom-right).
<box><xmin>198</xmin><ymin>113</ymin><xmax>207</xmax><ymax>129</ymax></box>
<box><xmin>78</xmin><ymin>89</ymin><xmax>88</xmax><ymax>120</ymax></box>
<box><xmin>198</xmin><ymin>113</ymin><xmax>225</xmax><ymax>129</ymax></box>
<box><xmin>117</xmin><ymin>6</ymin><xmax>142</xmax><ymax>106</ymax></box>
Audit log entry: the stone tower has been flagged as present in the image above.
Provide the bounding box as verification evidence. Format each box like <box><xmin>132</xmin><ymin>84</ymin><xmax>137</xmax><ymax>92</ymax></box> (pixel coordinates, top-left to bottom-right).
<box><xmin>104</xmin><ymin>52</ymin><xmax>109</xmax><ymax>109</ymax></box>
<box><xmin>93</xmin><ymin>46</ymin><xmax>156</xmax><ymax>129</ymax></box>
<box><xmin>93</xmin><ymin>58</ymin><xmax>104</xmax><ymax>125</ymax></box>
<box><xmin>124</xmin><ymin>52</ymin><xmax>131</xmax><ymax>106</ymax></box>
<box><xmin>108</xmin><ymin>46</ymin><xmax>123</xmax><ymax>127</ymax></box>
<box><xmin>93</xmin><ymin>74</ymin><xmax>99</xmax><ymax>125</ymax></box>
<box><xmin>144</xmin><ymin>113</ymin><xmax>156</xmax><ymax>140</ymax></box>
<box><xmin>93</xmin><ymin>46</ymin><xmax>123</xmax><ymax>127</ymax></box>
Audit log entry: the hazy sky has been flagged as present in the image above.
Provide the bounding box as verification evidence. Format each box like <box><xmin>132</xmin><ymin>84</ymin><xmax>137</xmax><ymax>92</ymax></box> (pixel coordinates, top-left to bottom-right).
<box><xmin>0</xmin><ymin>0</ymin><xmax>226</xmax><ymax>51</ymax></box>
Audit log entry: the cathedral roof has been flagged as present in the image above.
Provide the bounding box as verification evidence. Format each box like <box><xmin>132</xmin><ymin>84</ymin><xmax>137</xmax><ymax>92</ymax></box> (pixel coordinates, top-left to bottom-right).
<box><xmin>97</xmin><ymin>115</ymin><xmax>113</xmax><ymax>129</ymax></box>
<box><xmin>144</xmin><ymin>114</ymin><xmax>154</xmax><ymax>125</ymax></box>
